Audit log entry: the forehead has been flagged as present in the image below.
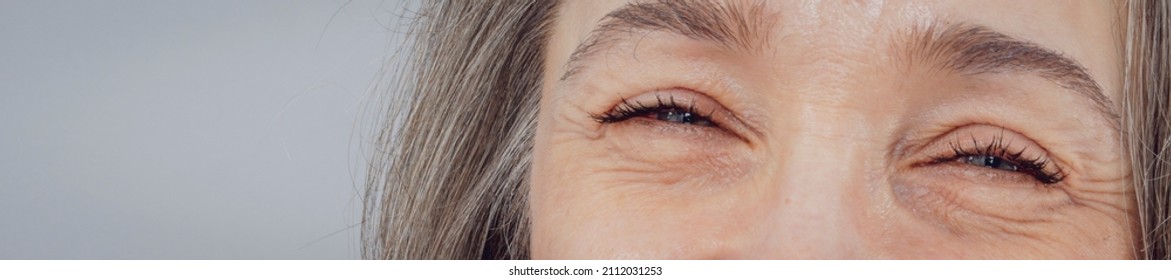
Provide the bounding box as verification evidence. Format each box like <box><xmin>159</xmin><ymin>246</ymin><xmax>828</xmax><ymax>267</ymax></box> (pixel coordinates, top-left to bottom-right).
<box><xmin>548</xmin><ymin>0</ymin><xmax>1124</xmax><ymax>102</ymax></box>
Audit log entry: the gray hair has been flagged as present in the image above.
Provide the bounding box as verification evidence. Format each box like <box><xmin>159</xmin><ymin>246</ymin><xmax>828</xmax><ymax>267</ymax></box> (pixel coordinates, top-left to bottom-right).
<box><xmin>365</xmin><ymin>0</ymin><xmax>1171</xmax><ymax>259</ymax></box>
<box><xmin>362</xmin><ymin>0</ymin><xmax>557</xmax><ymax>259</ymax></box>
<box><xmin>1123</xmin><ymin>0</ymin><xmax>1171</xmax><ymax>260</ymax></box>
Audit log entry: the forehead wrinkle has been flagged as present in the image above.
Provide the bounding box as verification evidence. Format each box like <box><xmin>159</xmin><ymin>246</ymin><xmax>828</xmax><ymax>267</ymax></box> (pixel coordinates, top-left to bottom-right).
<box><xmin>896</xmin><ymin>21</ymin><xmax>1121</xmax><ymax>129</ymax></box>
<box><xmin>560</xmin><ymin>0</ymin><xmax>776</xmax><ymax>81</ymax></box>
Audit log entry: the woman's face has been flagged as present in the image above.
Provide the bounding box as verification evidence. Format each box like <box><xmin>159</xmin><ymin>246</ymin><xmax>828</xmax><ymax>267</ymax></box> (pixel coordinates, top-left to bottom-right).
<box><xmin>530</xmin><ymin>0</ymin><xmax>1133</xmax><ymax>259</ymax></box>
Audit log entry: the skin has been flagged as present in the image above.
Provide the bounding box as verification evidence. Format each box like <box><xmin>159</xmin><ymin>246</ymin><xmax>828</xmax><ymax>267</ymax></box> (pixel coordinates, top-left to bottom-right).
<box><xmin>530</xmin><ymin>0</ymin><xmax>1135</xmax><ymax>259</ymax></box>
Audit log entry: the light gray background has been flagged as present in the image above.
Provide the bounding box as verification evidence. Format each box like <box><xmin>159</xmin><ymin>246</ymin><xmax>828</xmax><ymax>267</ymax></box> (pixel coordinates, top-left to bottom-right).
<box><xmin>0</xmin><ymin>0</ymin><xmax>412</xmax><ymax>259</ymax></box>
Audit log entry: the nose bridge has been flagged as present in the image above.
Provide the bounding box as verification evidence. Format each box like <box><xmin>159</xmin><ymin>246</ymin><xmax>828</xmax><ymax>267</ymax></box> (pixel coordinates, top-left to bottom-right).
<box><xmin>746</xmin><ymin>99</ymin><xmax>872</xmax><ymax>259</ymax></box>
<box><xmin>718</xmin><ymin>30</ymin><xmax>882</xmax><ymax>258</ymax></box>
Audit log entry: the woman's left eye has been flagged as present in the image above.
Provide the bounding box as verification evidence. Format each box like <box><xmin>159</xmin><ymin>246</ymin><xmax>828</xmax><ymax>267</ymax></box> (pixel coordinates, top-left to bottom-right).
<box><xmin>932</xmin><ymin>133</ymin><xmax>1066</xmax><ymax>185</ymax></box>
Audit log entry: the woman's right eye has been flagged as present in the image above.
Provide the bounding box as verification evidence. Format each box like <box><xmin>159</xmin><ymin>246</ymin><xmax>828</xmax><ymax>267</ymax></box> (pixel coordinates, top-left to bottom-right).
<box><xmin>961</xmin><ymin>155</ymin><xmax>1019</xmax><ymax>171</ymax></box>
<box><xmin>592</xmin><ymin>94</ymin><xmax>717</xmax><ymax>127</ymax></box>
<box><xmin>650</xmin><ymin>108</ymin><xmax>715</xmax><ymax>126</ymax></box>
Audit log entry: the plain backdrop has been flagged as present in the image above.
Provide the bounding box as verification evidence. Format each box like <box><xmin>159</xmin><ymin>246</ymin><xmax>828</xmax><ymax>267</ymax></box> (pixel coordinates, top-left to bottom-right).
<box><xmin>0</xmin><ymin>0</ymin><xmax>414</xmax><ymax>259</ymax></box>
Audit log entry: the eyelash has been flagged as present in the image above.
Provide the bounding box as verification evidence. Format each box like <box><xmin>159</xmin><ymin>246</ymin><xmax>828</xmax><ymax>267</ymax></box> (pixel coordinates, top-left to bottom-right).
<box><xmin>929</xmin><ymin>133</ymin><xmax>1066</xmax><ymax>184</ymax></box>
<box><xmin>590</xmin><ymin>95</ymin><xmax>716</xmax><ymax>127</ymax></box>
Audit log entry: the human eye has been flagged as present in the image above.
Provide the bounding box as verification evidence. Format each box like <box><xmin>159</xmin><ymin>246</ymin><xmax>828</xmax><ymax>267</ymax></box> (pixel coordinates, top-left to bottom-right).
<box><xmin>893</xmin><ymin>124</ymin><xmax>1078</xmax><ymax>233</ymax></box>
<box><xmin>924</xmin><ymin>129</ymin><xmax>1066</xmax><ymax>185</ymax></box>
<box><xmin>577</xmin><ymin>88</ymin><xmax>753</xmax><ymax>182</ymax></box>
<box><xmin>591</xmin><ymin>94</ymin><xmax>716</xmax><ymax>127</ymax></box>
<box><xmin>584</xmin><ymin>87</ymin><xmax>762</xmax><ymax>148</ymax></box>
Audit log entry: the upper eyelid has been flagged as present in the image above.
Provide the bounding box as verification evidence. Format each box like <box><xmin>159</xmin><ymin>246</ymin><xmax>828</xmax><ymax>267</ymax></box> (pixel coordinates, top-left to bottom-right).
<box><xmin>593</xmin><ymin>94</ymin><xmax>715</xmax><ymax>124</ymax></box>
<box><xmin>591</xmin><ymin>89</ymin><xmax>764</xmax><ymax>145</ymax></box>
<box><xmin>904</xmin><ymin>125</ymin><xmax>1066</xmax><ymax>176</ymax></box>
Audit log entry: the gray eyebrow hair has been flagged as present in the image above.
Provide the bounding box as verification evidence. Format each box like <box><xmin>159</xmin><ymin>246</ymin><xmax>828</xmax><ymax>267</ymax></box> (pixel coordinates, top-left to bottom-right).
<box><xmin>900</xmin><ymin>22</ymin><xmax>1120</xmax><ymax>127</ymax></box>
<box><xmin>560</xmin><ymin>0</ymin><xmax>774</xmax><ymax>81</ymax></box>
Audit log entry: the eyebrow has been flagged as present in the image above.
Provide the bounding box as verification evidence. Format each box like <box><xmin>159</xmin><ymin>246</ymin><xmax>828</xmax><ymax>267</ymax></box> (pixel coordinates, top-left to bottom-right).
<box><xmin>561</xmin><ymin>0</ymin><xmax>1120</xmax><ymax>128</ymax></box>
<box><xmin>901</xmin><ymin>22</ymin><xmax>1120</xmax><ymax>126</ymax></box>
<box><xmin>561</xmin><ymin>0</ymin><xmax>774</xmax><ymax>80</ymax></box>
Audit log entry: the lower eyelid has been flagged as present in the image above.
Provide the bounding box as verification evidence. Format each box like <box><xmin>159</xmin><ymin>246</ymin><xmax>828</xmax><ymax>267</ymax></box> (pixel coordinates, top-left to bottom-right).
<box><xmin>891</xmin><ymin>174</ymin><xmax>1074</xmax><ymax>234</ymax></box>
<box><xmin>624</xmin><ymin>117</ymin><xmax>717</xmax><ymax>134</ymax></box>
<box><xmin>926</xmin><ymin>161</ymin><xmax>1045</xmax><ymax>186</ymax></box>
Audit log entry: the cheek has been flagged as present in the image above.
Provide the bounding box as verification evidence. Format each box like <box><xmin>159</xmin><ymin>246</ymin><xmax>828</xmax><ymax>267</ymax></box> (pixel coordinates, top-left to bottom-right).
<box><xmin>529</xmin><ymin>116</ymin><xmax>755</xmax><ymax>258</ymax></box>
<box><xmin>878</xmin><ymin>173</ymin><xmax>1133</xmax><ymax>259</ymax></box>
